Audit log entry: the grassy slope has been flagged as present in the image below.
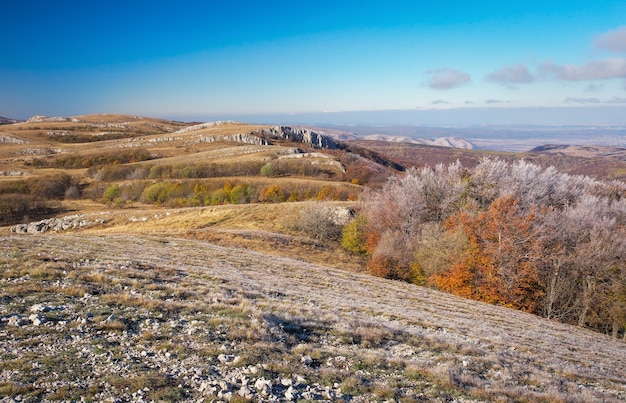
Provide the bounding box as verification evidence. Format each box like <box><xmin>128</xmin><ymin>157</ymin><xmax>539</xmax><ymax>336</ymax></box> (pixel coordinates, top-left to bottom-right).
<box><xmin>1</xmin><ymin>233</ymin><xmax>625</xmax><ymax>401</ymax></box>
<box><xmin>79</xmin><ymin>201</ymin><xmax>366</xmax><ymax>272</ymax></box>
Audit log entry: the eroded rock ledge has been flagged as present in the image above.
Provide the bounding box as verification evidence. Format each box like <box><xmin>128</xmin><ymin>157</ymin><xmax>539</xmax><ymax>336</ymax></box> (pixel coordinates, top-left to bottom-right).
<box><xmin>10</xmin><ymin>214</ymin><xmax>109</xmax><ymax>234</ymax></box>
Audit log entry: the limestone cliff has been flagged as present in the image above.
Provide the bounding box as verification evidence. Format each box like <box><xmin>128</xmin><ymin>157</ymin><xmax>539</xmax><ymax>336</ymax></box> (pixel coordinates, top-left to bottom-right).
<box><xmin>259</xmin><ymin>126</ymin><xmax>340</xmax><ymax>149</ymax></box>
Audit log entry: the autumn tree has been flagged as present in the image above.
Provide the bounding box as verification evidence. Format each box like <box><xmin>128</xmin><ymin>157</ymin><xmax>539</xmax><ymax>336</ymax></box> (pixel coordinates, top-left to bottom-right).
<box><xmin>341</xmin><ymin>215</ymin><xmax>368</xmax><ymax>255</ymax></box>
<box><xmin>358</xmin><ymin>157</ymin><xmax>626</xmax><ymax>337</ymax></box>
<box><xmin>431</xmin><ymin>196</ymin><xmax>543</xmax><ymax>312</ymax></box>
<box><xmin>363</xmin><ymin>162</ymin><xmax>467</xmax><ymax>278</ymax></box>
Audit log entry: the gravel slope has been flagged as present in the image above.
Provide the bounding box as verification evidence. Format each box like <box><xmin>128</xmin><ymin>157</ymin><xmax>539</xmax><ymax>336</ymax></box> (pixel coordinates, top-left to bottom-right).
<box><xmin>1</xmin><ymin>234</ymin><xmax>625</xmax><ymax>402</ymax></box>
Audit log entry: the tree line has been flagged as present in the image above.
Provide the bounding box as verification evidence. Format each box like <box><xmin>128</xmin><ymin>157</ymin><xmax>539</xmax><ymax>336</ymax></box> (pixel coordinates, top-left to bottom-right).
<box><xmin>343</xmin><ymin>158</ymin><xmax>626</xmax><ymax>338</ymax></box>
<box><xmin>0</xmin><ymin>173</ymin><xmax>74</xmax><ymax>224</ymax></box>
<box><xmin>100</xmin><ymin>180</ymin><xmax>358</xmax><ymax>208</ymax></box>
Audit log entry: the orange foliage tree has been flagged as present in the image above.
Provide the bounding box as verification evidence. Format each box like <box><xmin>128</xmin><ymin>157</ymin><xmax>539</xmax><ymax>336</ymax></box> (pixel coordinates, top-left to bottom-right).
<box><xmin>432</xmin><ymin>196</ymin><xmax>544</xmax><ymax>312</ymax></box>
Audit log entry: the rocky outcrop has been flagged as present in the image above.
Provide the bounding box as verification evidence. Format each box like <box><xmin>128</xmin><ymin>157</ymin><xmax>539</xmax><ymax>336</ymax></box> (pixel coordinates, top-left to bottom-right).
<box><xmin>0</xmin><ymin>171</ymin><xmax>26</xmax><ymax>176</ymax></box>
<box><xmin>173</xmin><ymin>121</ymin><xmax>243</xmax><ymax>134</ymax></box>
<box><xmin>194</xmin><ymin>133</ymin><xmax>269</xmax><ymax>146</ymax></box>
<box><xmin>279</xmin><ymin>152</ymin><xmax>345</xmax><ymax>172</ymax></box>
<box><xmin>88</xmin><ymin>122</ymin><xmax>130</xmax><ymax>129</ymax></box>
<box><xmin>259</xmin><ymin>126</ymin><xmax>340</xmax><ymax>149</ymax></box>
<box><xmin>12</xmin><ymin>148</ymin><xmax>65</xmax><ymax>156</ymax></box>
<box><xmin>0</xmin><ymin>135</ymin><xmax>27</xmax><ymax>144</ymax></box>
<box><xmin>27</xmin><ymin>115</ymin><xmax>71</xmax><ymax>123</ymax></box>
<box><xmin>10</xmin><ymin>214</ymin><xmax>109</xmax><ymax>234</ymax></box>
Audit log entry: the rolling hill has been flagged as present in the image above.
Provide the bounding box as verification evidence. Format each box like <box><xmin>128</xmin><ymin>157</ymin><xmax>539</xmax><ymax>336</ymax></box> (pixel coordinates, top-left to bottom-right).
<box><xmin>0</xmin><ymin>116</ymin><xmax>21</xmax><ymax>125</ymax></box>
<box><xmin>1</xmin><ymin>114</ymin><xmax>625</xmax><ymax>401</ymax></box>
<box><xmin>353</xmin><ymin>140</ymin><xmax>626</xmax><ymax>181</ymax></box>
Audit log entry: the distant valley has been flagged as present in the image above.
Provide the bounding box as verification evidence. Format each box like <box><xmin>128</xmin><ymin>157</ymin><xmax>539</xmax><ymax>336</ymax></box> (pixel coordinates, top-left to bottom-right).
<box><xmin>312</xmin><ymin>123</ymin><xmax>626</xmax><ymax>152</ymax></box>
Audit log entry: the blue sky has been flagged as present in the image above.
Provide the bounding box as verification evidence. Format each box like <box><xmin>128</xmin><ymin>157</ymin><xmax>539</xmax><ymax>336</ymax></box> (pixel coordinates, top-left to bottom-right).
<box><xmin>2</xmin><ymin>1</ymin><xmax>626</xmax><ymax>125</ymax></box>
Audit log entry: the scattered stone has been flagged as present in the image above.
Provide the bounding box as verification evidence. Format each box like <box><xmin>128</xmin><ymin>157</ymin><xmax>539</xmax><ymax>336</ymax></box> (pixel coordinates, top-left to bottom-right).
<box><xmin>284</xmin><ymin>385</ymin><xmax>297</xmax><ymax>401</ymax></box>
<box><xmin>254</xmin><ymin>378</ymin><xmax>272</xmax><ymax>395</ymax></box>
<box><xmin>323</xmin><ymin>386</ymin><xmax>336</xmax><ymax>400</ymax></box>
<box><xmin>218</xmin><ymin>354</ymin><xmax>235</xmax><ymax>364</ymax></box>
<box><xmin>238</xmin><ymin>385</ymin><xmax>253</xmax><ymax>399</ymax></box>
<box><xmin>301</xmin><ymin>355</ymin><xmax>313</xmax><ymax>366</ymax></box>
<box><xmin>30</xmin><ymin>304</ymin><xmax>51</xmax><ymax>313</ymax></box>
<box><xmin>29</xmin><ymin>314</ymin><xmax>44</xmax><ymax>326</ymax></box>
<box><xmin>7</xmin><ymin>314</ymin><xmax>26</xmax><ymax>327</ymax></box>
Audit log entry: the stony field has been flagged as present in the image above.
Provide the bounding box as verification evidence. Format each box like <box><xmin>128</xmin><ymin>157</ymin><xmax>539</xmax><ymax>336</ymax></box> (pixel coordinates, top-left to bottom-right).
<box><xmin>1</xmin><ymin>233</ymin><xmax>625</xmax><ymax>402</ymax></box>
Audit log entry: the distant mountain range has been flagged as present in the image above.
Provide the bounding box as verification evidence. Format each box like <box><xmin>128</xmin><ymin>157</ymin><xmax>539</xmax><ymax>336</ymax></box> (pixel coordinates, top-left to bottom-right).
<box><xmin>0</xmin><ymin>116</ymin><xmax>22</xmax><ymax>124</ymax></box>
<box><xmin>310</xmin><ymin>123</ymin><xmax>626</xmax><ymax>152</ymax></box>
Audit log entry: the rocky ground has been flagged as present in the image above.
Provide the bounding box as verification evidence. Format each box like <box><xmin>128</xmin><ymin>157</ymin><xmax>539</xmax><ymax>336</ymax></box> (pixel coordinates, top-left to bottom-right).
<box><xmin>1</xmin><ymin>234</ymin><xmax>625</xmax><ymax>402</ymax></box>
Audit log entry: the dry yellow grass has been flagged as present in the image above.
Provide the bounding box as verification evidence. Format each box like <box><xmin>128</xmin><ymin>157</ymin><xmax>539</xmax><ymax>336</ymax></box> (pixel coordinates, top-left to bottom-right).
<box><xmin>78</xmin><ymin>201</ymin><xmax>365</xmax><ymax>272</ymax></box>
<box><xmin>0</xmin><ymin>115</ymin><xmax>269</xmax><ymax>162</ymax></box>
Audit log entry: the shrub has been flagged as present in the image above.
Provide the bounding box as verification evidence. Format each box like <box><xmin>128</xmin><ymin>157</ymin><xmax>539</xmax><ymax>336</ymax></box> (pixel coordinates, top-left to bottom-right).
<box><xmin>142</xmin><ymin>182</ymin><xmax>179</xmax><ymax>205</ymax></box>
<box><xmin>92</xmin><ymin>164</ymin><xmax>134</xmax><ymax>181</ymax></box>
<box><xmin>316</xmin><ymin>185</ymin><xmax>336</xmax><ymax>201</ymax></box>
<box><xmin>341</xmin><ymin>215</ymin><xmax>368</xmax><ymax>255</ymax></box>
<box><xmin>260</xmin><ymin>163</ymin><xmax>276</xmax><ymax>177</ymax></box>
<box><xmin>64</xmin><ymin>185</ymin><xmax>81</xmax><ymax>199</ymax></box>
<box><xmin>230</xmin><ymin>184</ymin><xmax>253</xmax><ymax>204</ymax></box>
<box><xmin>102</xmin><ymin>184</ymin><xmax>120</xmax><ymax>203</ymax></box>
<box><xmin>55</xmin><ymin>149</ymin><xmax>152</xmax><ymax>169</ymax></box>
<box><xmin>297</xmin><ymin>202</ymin><xmax>344</xmax><ymax>241</ymax></box>
<box><xmin>259</xmin><ymin>185</ymin><xmax>285</xmax><ymax>203</ymax></box>
<box><xmin>30</xmin><ymin>173</ymin><xmax>72</xmax><ymax>199</ymax></box>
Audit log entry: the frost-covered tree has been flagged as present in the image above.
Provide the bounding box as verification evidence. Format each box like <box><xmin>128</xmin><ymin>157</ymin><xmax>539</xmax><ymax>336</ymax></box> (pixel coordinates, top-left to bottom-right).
<box><xmin>355</xmin><ymin>157</ymin><xmax>626</xmax><ymax>337</ymax></box>
<box><xmin>363</xmin><ymin>162</ymin><xmax>467</xmax><ymax>279</ymax></box>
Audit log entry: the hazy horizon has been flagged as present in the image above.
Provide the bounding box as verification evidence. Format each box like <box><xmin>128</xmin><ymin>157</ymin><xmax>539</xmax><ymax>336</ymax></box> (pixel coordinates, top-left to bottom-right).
<box><xmin>182</xmin><ymin>105</ymin><xmax>626</xmax><ymax>127</ymax></box>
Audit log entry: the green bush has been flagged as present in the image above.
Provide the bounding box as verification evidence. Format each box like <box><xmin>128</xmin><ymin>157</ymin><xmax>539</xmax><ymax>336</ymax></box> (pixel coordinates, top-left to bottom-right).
<box><xmin>142</xmin><ymin>182</ymin><xmax>177</xmax><ymax>204</ymax></box>
<box><xmin>260</xmin><ymin>163</ymin><xmax>276</xmax><ymax>177</ymax></box>
<box><xmin>228</xmin><ymin>184</ymin><xmax>247</xmax><ymax>203</ymax></box>
<box><xmin>341</xmin><ymin>215</ymin><xmax>368</xmax><ymax>255</ymax></box>
<box><xmin>102</xmin><ymin>184</ymin><xmax>120</xmax><ymax>203</ymax></box>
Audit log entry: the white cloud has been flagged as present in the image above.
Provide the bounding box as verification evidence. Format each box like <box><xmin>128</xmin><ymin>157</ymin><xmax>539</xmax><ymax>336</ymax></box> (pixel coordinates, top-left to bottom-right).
<box><xmin>564</xmin><ymin>97</ymin><xmax>601</xmax><ymax>104</ymax></box>
<box><xmin>594</xmin><ymin>26</ymin><xmax>626</xmax><ymax>54</ymax></box>
<box><xmin>432</xmin><ymin>99</ymin><xmax>450</xmax><ymax>105</ymax></box>
<box><xmin>564</xmin><ymin>96</ymin><xmax>626</xmax><ymax>104</ymax></box>
<box><xmin>486</xmin><ymin>63</ymin><xmax>534</xmax><ymax>87</ymax></box>
<box><xmin>426</xmin><ymin>68</ymin><xmax>471</xmax><ymax>90</ymax></box>
<box><xmin>606</xmin><ymin>96</ymin><xmax>626</xmax><ymax>104</ymax></box>
<box><xmin>485</xmin><ymin>99</ymin><xmax>509</xmax><ymax>104</ymax></box>
<box><xmin>539</xmin><ymin>58</ymin><xmax>626</xmax><ymax>81</ymax></box>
